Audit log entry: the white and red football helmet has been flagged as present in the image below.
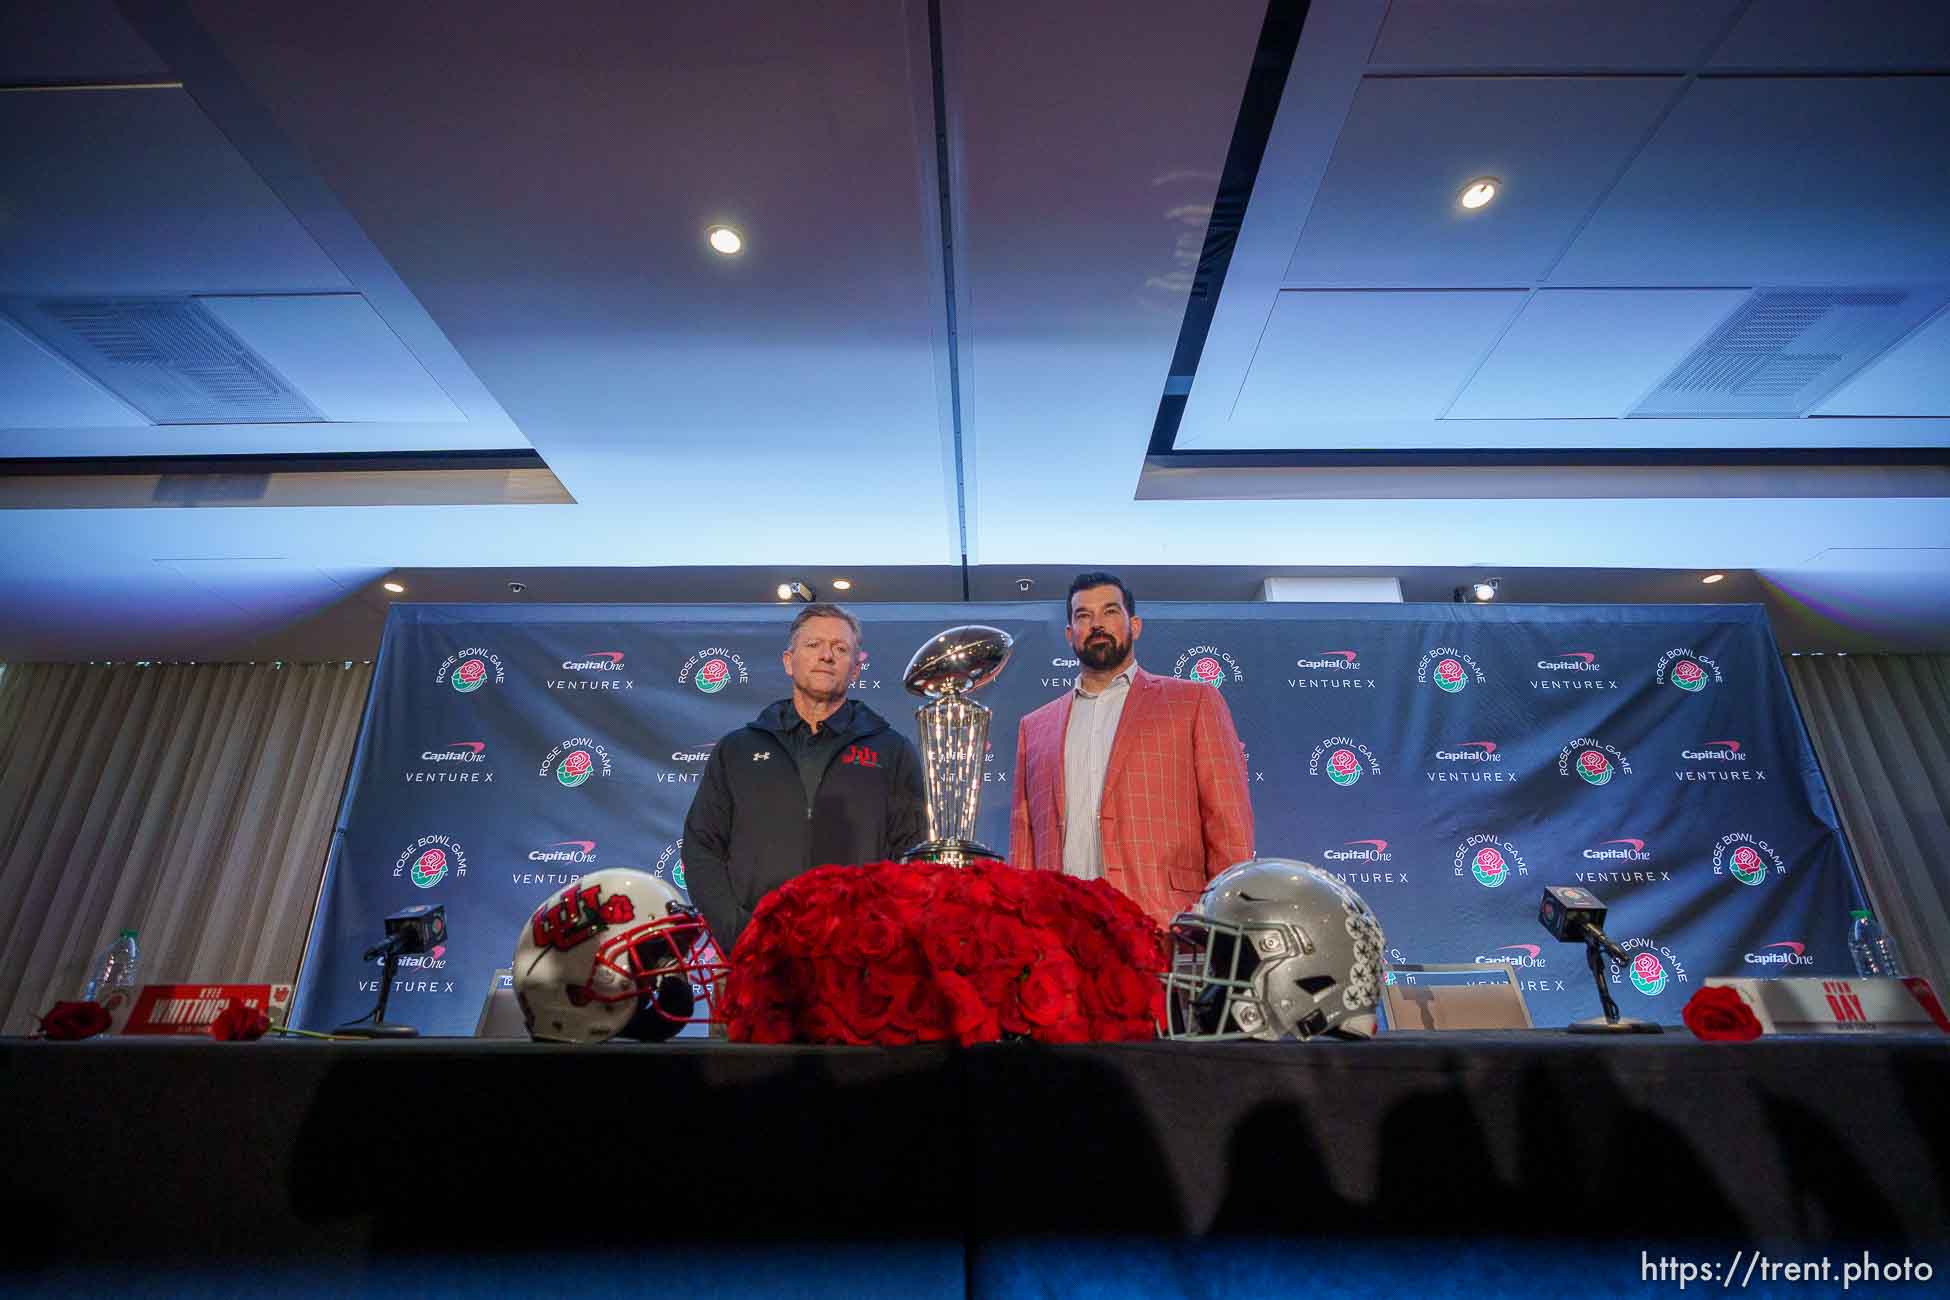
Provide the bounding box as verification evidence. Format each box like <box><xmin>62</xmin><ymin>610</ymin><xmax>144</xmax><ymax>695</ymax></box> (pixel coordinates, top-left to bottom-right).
<box><xmin>514</xmin><ymin>868</ymin><xmax>725</xmax><ymax>1043</ymax></box>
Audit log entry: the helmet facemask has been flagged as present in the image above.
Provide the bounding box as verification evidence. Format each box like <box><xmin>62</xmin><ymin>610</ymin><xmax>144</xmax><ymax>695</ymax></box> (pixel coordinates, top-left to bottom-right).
<box><xmin>1163</xmin><ymin>858</ymin><xmax>1386</xmax><ymax>1042</ymax></box>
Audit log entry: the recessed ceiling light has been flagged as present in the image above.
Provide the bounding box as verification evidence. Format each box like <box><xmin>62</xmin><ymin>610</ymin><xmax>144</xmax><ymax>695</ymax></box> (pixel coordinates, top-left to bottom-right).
<box><xmin>831</xmin><ymin>578</ymin><xmax>852</xmax><ymax>591</ymax></box>
<box><xmin>1458</xmin><ymin>177</ymin><xmax>1499</xmax><ymax>210</ymax></box>
<box><xmin>382</xmin><ymin>581</ymin><xmax>405</xmax><ymax>593</ymax></box>
<box><xmin>707</xmin><ymin>225</ymin><xmax>744</xmax><ymax>255</ymax></box>
<box><xmin>1701</xmin><ymin>573</ymin><xmax>1725</xmax><ymax>584</ymax></box>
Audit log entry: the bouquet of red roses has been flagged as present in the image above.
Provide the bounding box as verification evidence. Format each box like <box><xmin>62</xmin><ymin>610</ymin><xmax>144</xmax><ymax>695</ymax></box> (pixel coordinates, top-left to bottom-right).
<box><xmin>718</xmin><ymin>860</ymin><xmax>1166</xmax><ymax>1046</ymax></box>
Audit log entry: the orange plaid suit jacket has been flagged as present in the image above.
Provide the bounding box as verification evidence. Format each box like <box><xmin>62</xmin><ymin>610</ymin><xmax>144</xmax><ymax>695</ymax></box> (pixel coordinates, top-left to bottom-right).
<box><xmin>1009</xmin><ymin>666</ymin><xmax>1255</xmax><ymax>927</ymax></box>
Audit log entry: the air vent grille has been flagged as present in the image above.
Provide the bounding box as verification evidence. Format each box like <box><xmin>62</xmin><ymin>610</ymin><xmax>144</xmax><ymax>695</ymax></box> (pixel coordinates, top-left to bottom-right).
<box><xmin>5</xmin><ymin>298</ymin><xmax>321</xmax><ymax>424</ymax></box>
<box><xmin>1630</xmin><ymin>288</ymin><xmax>1947</xmax><ymax>418</ymax></box>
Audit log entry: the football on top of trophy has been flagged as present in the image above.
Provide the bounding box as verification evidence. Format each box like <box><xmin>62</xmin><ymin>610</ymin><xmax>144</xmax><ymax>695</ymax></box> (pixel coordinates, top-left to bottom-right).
<box><xmin>903</xmin><ymin>625</ymin><xmax>1014</xmax><ymax>698</ymax></box>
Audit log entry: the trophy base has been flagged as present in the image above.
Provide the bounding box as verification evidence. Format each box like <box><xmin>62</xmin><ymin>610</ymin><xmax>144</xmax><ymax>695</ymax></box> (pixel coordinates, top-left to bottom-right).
<box><xmin>901</xmin><ymin>838</ymin><xmax>1004</xmax><ymax>868</ymax></box>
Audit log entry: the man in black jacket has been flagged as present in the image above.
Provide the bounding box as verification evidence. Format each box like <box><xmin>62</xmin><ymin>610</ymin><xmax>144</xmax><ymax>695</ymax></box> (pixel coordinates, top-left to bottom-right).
<box><xmin>683</xmin><ymin>603</ymin><xmax>928</xmax><ymax>957</ymax></box>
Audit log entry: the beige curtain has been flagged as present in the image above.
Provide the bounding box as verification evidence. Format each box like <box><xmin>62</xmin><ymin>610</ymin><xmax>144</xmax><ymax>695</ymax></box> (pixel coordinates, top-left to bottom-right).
<box><xmin>0</xmin><ymin>661</ymin><xmax>371</xmax><ymax>1034</ymax></box>
<box><xmin>1785</xmin><ymin>654</ymin><xmax>1950</xmax><ymax>1000</ymax></box>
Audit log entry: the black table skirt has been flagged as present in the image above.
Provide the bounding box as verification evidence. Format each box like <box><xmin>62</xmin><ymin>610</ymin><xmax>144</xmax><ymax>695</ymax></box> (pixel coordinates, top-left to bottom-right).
<box><xmin>4</xmin><ymin>1033</ymin><xmax>1947</xmax><ymax>1288</ymax></box>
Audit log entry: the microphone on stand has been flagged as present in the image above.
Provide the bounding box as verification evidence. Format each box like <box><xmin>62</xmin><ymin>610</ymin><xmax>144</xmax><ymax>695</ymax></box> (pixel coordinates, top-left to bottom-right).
<box><xmin>1539</xmin><ymin>886</ymin><xmax>1662</xmax><ymax>1034</ymax></box>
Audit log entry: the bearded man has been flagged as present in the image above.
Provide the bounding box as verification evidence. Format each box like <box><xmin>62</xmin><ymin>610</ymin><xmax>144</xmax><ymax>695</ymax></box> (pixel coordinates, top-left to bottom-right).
<box><xmin>1007</xmin><ymin>572</ymin><xmax>1255</xmax><ymax>927</ymax></box>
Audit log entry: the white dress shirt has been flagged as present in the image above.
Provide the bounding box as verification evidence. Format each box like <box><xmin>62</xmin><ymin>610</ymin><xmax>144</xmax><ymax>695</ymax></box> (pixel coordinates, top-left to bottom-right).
<box><xmin>1062</xmin><ymin>668</ymin><xmax>1133</xmax><ymax>880</ymax></box>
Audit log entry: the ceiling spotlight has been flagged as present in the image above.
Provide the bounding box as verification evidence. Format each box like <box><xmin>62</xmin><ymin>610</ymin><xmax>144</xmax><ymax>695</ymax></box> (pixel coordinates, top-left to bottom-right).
<box><xmin>831</xmin><ymin>578</ymin><xmax>853</xmax><ymax>591</ymax></box>
<box><xmin>1701</xmin><ymin>573</ymin><xmax>1725</xmax><ymax>584</ymax></box>
<box><xmin>382</xmin><ymin>581</ymin><xmax>405</xmax><ymax>594</ymax></box>
<box><xmin>777</xmin><ymin>581</ymin><xmax>814</xmax><ymax>602</ymax></box>
<box><xmin>707</xmin><ymin>225</ymin><xmax>744</xmax><ymax>256</ymax></box>
<box><xmin>1472</xmin><ymin>578</ymin><xmax>1500</xmax><ymax>602</ymax></box>
<box><xmin>1458</xmin><ymin>177</ymin><xmax>1499</xmax><ymax>211</ymax></box>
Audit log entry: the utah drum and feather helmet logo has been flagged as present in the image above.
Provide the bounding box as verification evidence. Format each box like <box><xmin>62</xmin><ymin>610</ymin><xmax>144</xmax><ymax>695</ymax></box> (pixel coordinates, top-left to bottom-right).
<box><xmin>679</xmin><ymin>647</ymin><xmax>750</xmax><ymax>694</ymax></box>
<box><xmin>1308</xmin><ymin>736</ymin><xmax>1382</xmax><ymax>786</ymax></box>
<box><xmin>1416</xmin><ymin>647</ymin><xmax>1485</xmax><ymax>694</ymax></box>
<box><xmin>1556</xmin><ymin>737</ymin><xmax>1633</xmax><ymax>787</ymax></box>
<box><xmin>1656</xmin><ymin>647</ymin><xmax>1725</xmax><ymax>693</ymax></box>
<box><xmin>393</xmin><ymin>834</ymin><xmax>469</xmax><ymax>889</ymax></box>
<box><xmin>434</xmin><ymin>647</ymin><xmax>506</xmax><ymax>694</ymax></box>
<box><xmin>538</xmin><ymin>737</ymin><xmax>615</xmax><ymax>788</ymax></box>
<box><xmin>1173</xmin><ymin>644</ymin><xmax>1244</xmax><ymax>688</ymax></box>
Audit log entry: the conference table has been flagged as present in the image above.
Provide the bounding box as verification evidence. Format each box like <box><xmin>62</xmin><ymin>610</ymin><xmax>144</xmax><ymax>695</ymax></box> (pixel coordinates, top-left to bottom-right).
<box><xmin>5</xmin><ymin>1032</ymin><xmax>1946</xmax><ymax>1296</ymax></box>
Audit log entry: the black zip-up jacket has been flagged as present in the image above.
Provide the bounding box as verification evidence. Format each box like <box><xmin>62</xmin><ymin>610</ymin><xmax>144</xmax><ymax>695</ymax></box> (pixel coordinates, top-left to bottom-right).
<box><xmin>682</xmin><ymin>698</ymin><xmax>928</xmax><ymax>956</ymax></box>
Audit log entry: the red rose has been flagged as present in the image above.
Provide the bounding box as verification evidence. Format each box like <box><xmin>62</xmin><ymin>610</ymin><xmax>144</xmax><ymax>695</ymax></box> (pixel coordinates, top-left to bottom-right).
<box><xmin>1682</xmin><ymin>985</ymin><xmax>1763</xmax><ymax>1042</ymax></box>
<box><xmin>36</xmin><ymin>1001</ymin><xmax>112</xmax><ymax>1041</ymax></box>
<box><xmin>921</xmin><ymin>904</ymin><xmax>983</xmax><ymax>972</ymax></box>
<box><xmin>209</xmin><ymin>1001</ymin><xmax>271</xmax><ymax>1041</ymax></box>
<box><xmin>935</xmin><ymin>970</ymin><xmax>999</xmax><ymax>1045</ymax></box>
<box><xmin>1091</xmin><ymin>962</ymin><xmax>1156</xmax><ymax>1019</ymax></box>
<box><xmin>988</xmin><ymin>865</ymin><xmax>1036</xmax><ymax>913</ymax></box>
<box><xmin>1018</xmin><ymin>966</ymin><xmax>1077</xmax><ymax>1028</ymax></box>
<box><xmin>732</xmin><ymin>1006</ymin><xmax>794</xmax><ymax>1043</ymax></box>
<box><xmin>1069</xmin><ymin>924</ymin><xmax>1116</xmax><ymax>972</ymax></box>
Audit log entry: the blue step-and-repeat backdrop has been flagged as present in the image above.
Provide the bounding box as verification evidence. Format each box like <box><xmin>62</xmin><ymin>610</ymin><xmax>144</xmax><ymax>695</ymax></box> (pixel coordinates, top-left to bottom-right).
<box><xmin>291</xmin><ymin>600</ymin><xmax>1862</xmax><ymax>1034</ymax></box>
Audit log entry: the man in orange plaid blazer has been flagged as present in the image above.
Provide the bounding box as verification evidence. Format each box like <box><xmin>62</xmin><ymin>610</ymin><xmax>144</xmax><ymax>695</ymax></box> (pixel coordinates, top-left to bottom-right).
<box><xmin>1009</xmin><ymin>572</ymin><xmax>1255</xmax><ymax>927</ymax></box>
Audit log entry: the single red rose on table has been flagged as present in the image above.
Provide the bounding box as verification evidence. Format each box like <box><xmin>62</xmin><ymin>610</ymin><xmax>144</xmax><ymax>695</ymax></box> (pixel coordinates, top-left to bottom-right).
<box><xmin>35</xmin><ymin>1000</ymin><xmax>112</xmax><ymax>1041</ymax></box>
<box><xmin>1681</xmin><ymin>985</ymin><xmax>1763</xmax><ymax>1042</ymax></box>
<box><xmin>209</xmin><ymin>1001</ymin><xmax>271</xmax><ymax>1041</ymax></box>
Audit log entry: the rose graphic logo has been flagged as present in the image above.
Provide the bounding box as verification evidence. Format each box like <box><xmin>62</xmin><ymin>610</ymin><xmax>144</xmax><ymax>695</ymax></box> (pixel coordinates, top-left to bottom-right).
<box><xmin>1191</xmin><ymin>656</ymin><xmax>1226</xmax><ymax>688</ymax></box>
<box><xmin>1434</xmin><ymin>657</ymin><xmax>1467</xmax><ymax>694</ymax></box>
<box><xmin>1471</xmin><ymin>846</ymin><xmax>1507</xmax><ymax>888</ymax></box>
<box><xmin>1629</xmin><ymin>952</ymin><xmax>1668</xmax><ymax>996</ymax></box>
<box><xmin>556</xmin><ymin>748</ymin><xmax>594</xmax><ymax>788</ymax></box>
<box><xmin>1327</xmin><ymin>748</ymin><xmax>1363</xmax><ymax>786</ymax></box>
<box><xmin>696</xmin><ymin>658</ymin><xmax>732</xmax><ymax>694</ymax></box>
<box><xmin>410</xmin><ymin>847</ymin><xmax>449</xmax><ymax>889</ymax></box>
<box><xmin>1577</xmin><ymin>749</ymin><xmax>1613</xmax><ymax>786</ymax></box>
<box><xmin>671</xmin><ymin>860</ymin><xmax>687</xmax><ymax>892</ymax></box>
<box><xmin>1730</xmin><ymin>844</ymin><xmax>1767</xmax><ymax>886</ymax></box>
<box><xmin>451</xmin><ymin>658</ymin><xmax>488</xmax><ymax>693</ymax></box>
<box><xmin>1672</xmin><ymin>659</ymin><xmax>1706</xmax><ymax>692</ymax></box>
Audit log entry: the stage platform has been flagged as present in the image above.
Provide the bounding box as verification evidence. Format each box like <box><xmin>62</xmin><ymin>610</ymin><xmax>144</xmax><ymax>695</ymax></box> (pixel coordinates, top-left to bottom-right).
<box><xmin>5</xmin><ymin>1032</ymin><xmax>1947</xmax><ymax>1296</ymax></box>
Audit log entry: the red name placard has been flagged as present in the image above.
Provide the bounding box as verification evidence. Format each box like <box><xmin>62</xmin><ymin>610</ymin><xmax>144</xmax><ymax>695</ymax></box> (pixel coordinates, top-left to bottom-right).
<box><xmin>117</xmin><ymin>983</ymin><xmax>294</xmax><ymax>1035</ymax></box>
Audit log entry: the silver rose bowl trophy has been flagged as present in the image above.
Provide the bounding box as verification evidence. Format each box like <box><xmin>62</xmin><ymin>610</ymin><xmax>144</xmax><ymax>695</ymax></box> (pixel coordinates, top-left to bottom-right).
<box><xmin>899</xmin><ymin>625</ymin><xmax>1014</xmax><ymax>866</ymax></box>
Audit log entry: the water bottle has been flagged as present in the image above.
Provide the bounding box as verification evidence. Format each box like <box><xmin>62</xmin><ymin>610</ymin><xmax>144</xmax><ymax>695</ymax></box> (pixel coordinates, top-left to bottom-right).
<box><xmin>1848</xmin><ymin>910</ymin><xmax>1903</xmax><ymax>978</ymax></box>
<box><xmin>82</xmin><ymin>928</ymin><xmax>140</xmax><ymax>1005</ymax></box>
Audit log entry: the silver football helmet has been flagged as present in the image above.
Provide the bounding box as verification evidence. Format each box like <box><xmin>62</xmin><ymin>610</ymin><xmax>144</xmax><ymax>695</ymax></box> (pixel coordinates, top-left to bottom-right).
<box><xmin>1164</xmin><ymin>858</ymin><xmax>1386</xmax><ymax>1041</ymax></box>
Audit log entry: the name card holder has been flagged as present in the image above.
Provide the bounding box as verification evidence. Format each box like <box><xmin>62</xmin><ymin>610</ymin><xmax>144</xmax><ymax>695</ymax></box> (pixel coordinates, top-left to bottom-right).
<box><xmin>1381</xmin><ymin>963</ymin><xmax>1534</xmax><ymax>1031</ymax></box>
<box><xmin>115</xmin><ymin>983</ymin><xmax>295</xmax><ymax>1035</ymax></box>
<box><xmin>1703</xmin><ymin>976</ymin><xmax>1950</xmax><ymax>1034</ymax></box>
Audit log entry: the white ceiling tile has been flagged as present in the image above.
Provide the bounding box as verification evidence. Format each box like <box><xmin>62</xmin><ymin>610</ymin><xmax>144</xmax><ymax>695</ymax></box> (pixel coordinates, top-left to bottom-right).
<box><xmin>1814</xmin><ymin>305</ymin><xmax>1950</xmax><ymax>416</ymax></box>
<box><xmin>1552</xmin><ymin>78</ymin><xmax>1950</xmax><ymax>285</ymax></box>
<box><xmin>0</xmin><ymin>315</ymin><xmax>146</xmax><ymax>430</ymax></box>
<box><xmin>1233</xmin><ymin>290</ymin><xmax>1526</xmax><ymax>424</ymax></box>
<box><xmin>1712</xmin><ymin>0</ymin><xmax>1950</xmax><ymax>69</ymax></box>
<box><xmin>1285</xmin><ymin>77</ymin><xmax>1679</xmax><ymax>286</ymax></box>
<box><xmin>199</xmin><ymin>295</ymin><xmax>466</xmax><ymax>424</ymax></box>
<box><xmin>1371</xmin><ymin>0</ymin><xmax>1739</xmax><ymax>69</ymax></box>
<box><xmin>1450</xmin><ymin>288</ymin><xmax>1749</xmax><ymax>418</ymax></box>
<box><xmin>0</xmin><ymin>88</ymin><xmax>347</xmax><ymax>294</ymax></box>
